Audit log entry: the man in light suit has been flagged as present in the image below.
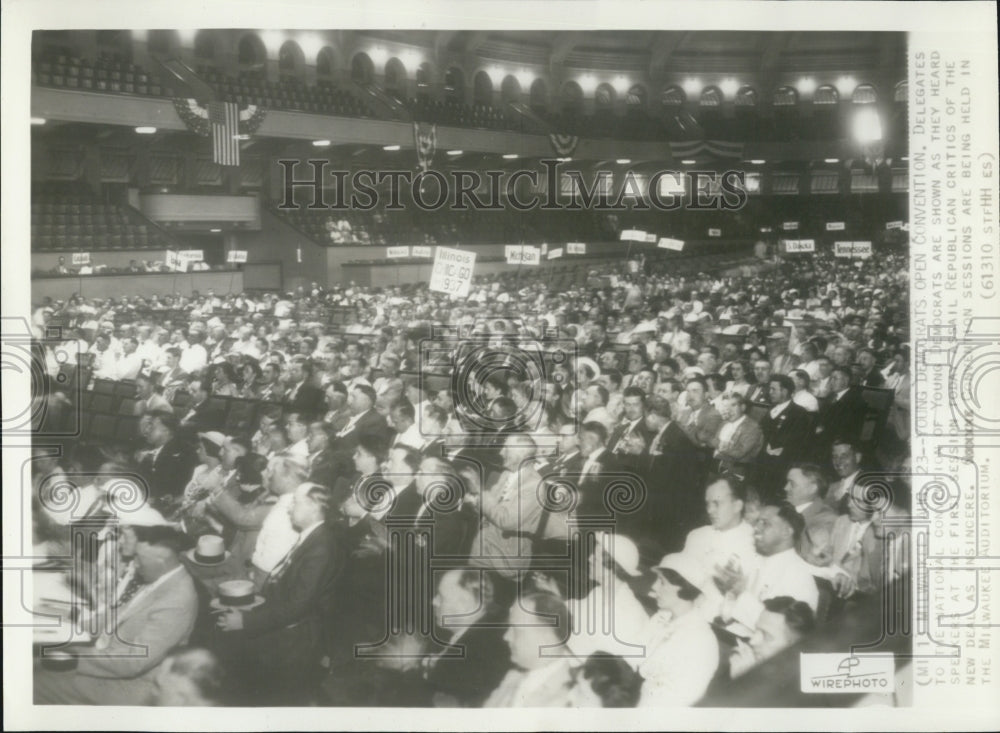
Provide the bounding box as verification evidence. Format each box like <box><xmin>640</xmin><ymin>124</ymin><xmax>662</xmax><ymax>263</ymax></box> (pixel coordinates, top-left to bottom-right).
<box><xmin>783</xmin><ymin>464</ymin><xmax>838</xmax><ymax>567</ymax></box>
<box><xmin>679</xmin><ymin>376</ymin><xmax>724</xmax><ymax>455</ymax></box>
<box><xmin>35</xmin><ymin>526</ymin><xmax>198</xmax><ymax>705</ymax></box>
<box><xmin>470</xmin><ymin>435</ymin><xmax>564</xmax><ymax>582</ymax></box>
<box><xmin>484</xmin><ymin>592</ymin><xmax>573</xmax><ymax>707</ymax></box>
<box><xmin>712</xmin><ymin>392</ymin><xmax>764</xmax><ymax>478</ymax></box>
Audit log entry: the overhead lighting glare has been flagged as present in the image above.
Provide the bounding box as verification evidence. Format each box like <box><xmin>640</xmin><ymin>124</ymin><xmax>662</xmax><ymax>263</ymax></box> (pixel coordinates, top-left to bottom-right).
<box><xmin>502</xmin><ymin>153</ymin><xmax>519</xmax><ymax>159</ymax></box>
<box><xmin>135</xmin><ymin>126</ymin><xmax>157</xmax><ymax>134</ymax></box>
<box><xmin>31</xmin><ymin>117</ymin><xmax>47</xmax><ymax>125</ymax></box>
<box><xmin>616</xmin><ymin>158</ymin><xmax>631</xmax><ymax>165</ymax></box>
<box><xmin>312</xmin><ymin>139</ymin><xmax>331</xmax><ymax>147</ymax></box>
<box><xmin>447</xmin><ymin>150</ymin><xmax>463</xmax><ymax>156</ymax></box>
<box><xmin>383</xmin><ymin>144</ymin><xmax>401</xmax><ymax>151</ymax></box>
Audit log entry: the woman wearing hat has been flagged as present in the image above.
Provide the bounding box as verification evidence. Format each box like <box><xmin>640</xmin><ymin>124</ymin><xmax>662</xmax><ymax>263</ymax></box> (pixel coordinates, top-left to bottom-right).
<box><xmin>173</xmin><ymin>433</ymin><xmax>227</xmax><ymax>534</ymax></box>
<box><xmin>637</xmin><ymin>554</ymin><xmax>719</xmax><ymax>707</ymax></box>
<box><xmin>561</xmin><ymin>533</ymin><xmax>652</xmax><ymax>666</ymax></box>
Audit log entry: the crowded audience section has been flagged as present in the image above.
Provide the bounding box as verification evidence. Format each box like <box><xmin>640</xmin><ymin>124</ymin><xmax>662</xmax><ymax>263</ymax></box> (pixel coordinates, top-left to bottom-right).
<box><xmin>27</xmin><ymin>27</ymin><xmax>911</xmax><ymax>709</ymax></box>
<box><xmin>30</xmin><ymin>239</ymin><xmax>912</xmax><ymax>707</ymax></box>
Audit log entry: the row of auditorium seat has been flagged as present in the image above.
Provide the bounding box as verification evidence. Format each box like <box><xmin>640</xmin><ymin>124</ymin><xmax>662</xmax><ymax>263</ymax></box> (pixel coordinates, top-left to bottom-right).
<box><xmin>31</xmin><ymin>195</ymin><xmax>171</xmax><ymax>252</ymax></box>
<box><xmin>33</xmin><ymin>56</ymin><xmax>174</xmax><ymax>97</ymax></box>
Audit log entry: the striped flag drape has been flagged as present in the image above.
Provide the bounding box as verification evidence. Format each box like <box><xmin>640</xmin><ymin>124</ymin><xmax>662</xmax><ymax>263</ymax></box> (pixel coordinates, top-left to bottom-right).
<box><xmin>669</xmin><ymin>139</ymin><xmax>745</xmax><ymax>160</ymax></box>
<box><xmin>208</xmin><ymin>101</ymin><xmax>240</xmax><ymax>166</ymax></box>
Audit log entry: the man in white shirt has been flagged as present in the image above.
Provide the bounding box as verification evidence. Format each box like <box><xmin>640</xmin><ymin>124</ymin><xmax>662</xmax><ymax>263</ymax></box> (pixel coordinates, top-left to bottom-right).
<box><xmin>790</xmin><ymin>369</ymin><xmax>820</xmax><ymax>413</ymax></box>
<box><xmin>180</xmin><ymin>332</ymin><xmax>208</xmax><ymax>375</ymax></box>
<box><xmin>114</xmin><ymin>336</ymin><xmax>144</xmax><ymax>381</ymax></box>
<box><xmin>90</xmin><ymin>333</ymin><xmax>118</xmax><ymax>380</ymax></box>
<box><xmin>249</xmin><ymin>455</ymin><xmax>309</xmax><ymax>586</ymax></box>
<box><xmin>581</xmin><ymin>383</ymin><xmax>615</xmax><ymax>432</ymax></box>
<box><xmin>717</xmin><ymin>502</ymin><xmax>819</xmax><ymax>634</ymax></box>
<box><xmin>283</xmin><ymin>412</ymin><xmax>311</xmax><ymax>460</ymax></box>
<box><xmin>388</xmin><ymin>399</ymin><xmax>423</xmax><ymax>450</ymax></box>
<box><xmin>681</xmin><ymin>476</ymin><xmax>759</xmax><ymax>618</ymax></box>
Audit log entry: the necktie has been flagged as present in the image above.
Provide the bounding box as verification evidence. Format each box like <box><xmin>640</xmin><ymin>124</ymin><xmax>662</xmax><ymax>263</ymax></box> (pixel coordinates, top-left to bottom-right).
<box><xmin>267</xmin><ymin>537</ymin><xmax>302</xmax><ymax>585</ymax></box>
<box><xmin>114</xmin><ymin>574</ymin><xmax>145</xmax><ymax>608</ymax></box>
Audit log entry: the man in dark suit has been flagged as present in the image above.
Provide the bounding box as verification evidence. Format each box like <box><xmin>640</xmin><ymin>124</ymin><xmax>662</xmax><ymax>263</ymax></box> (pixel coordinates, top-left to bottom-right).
<box><xmin>330</xmin><ymin>384</ymin><xmax>390</xmax><ymax>476</ymax></box>
<box><xmin>574</xmin><ymin>421</ymin><xmax>623</xmax><ymax>521</ymax></box>
<box><xmin>642</xmin><ymin>395</ymin><xmax>700</xmax><ymax>548</ymax></box>
<box><xmin>745</xmin><ymin>358</ymin><xmax>772</xmax><ymax>405</ymax></box>
<box><xmin>137</xmin><ymin>410</ymin><xmax>198</xmax><ymax>510</ymax></box>
<box><xmin>607</xmin><ymin>387</ymin><xmax>654</xmax><ymax>463</ymax></box>
<box><xmin>856</xmin><ymin>348</ymin><xmax>886</xmax><ymax>388</ymax></box>
<box><xmin>758</xmin><ymin>375</ymin><xmax>813</xmax><ymax>495</ymax></box>
<box><xmin>178</xmin><ymin>378</ymin><xmax>224</xmax><ymax>433</ymax></box>
<box><xmin>217</xmin><ymin>482</ymin><xmax>344</xmax><ymax>705</ymax></box>
<box><xmin>814</xmin><ymin>366</ymin><xmax>868</xmax><ymax>456</ymax></box>
<box><xmin>581</xmin><ymin>323</ymin><xmax>612</xmax><ymax>361</ymax></box>
<box><xmin>537</xmin><ymin>423</ymin><xmax>585</xmax><ymax>478</ymax></box>
<box><xmin>409</xmin><ymin>456</ymin><xmax>477</xmax><ymax>559</ymax></box>
<box><xmin>285</xmin><ymin>356</ymin><xmax>325</xmax><ymax>417</ymax></box>
<box><xmin>425</xmin><ymin>568</ymin><xmax>511</xmax><ymax>706</ymax></box>
<box><xmin>306</xmin><ymin>420</ymin><xmax>339</xmax><ymax>489</ymax></box>
<box><xmin>383</xmin><ymin>445</ymin><xmax>426</xmax><ymax>520</ymax></box>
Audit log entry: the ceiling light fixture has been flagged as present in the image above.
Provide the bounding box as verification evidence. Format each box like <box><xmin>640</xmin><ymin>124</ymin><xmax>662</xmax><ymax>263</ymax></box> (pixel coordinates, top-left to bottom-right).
<box><xmin>312</xmin><ymin>139</ymin><xmax>331</xmax><ymax>147</ymax></box>
<box><xmin>383</xmin><ymin>144</ymin><xmax>401</xmax><ymax>151</ymax></box>
<box><xmin>135</xmin><ymin>126</ymin><xmax>157</xmax><ymax>134</ymax></box>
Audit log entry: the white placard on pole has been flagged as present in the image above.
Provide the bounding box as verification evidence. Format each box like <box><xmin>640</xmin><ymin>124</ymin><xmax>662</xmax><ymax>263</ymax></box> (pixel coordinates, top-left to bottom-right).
<box><xmin>783</xmin><ymin>221</ymin><xmax>799</xmax><ymax>231</ymax></box>
<box><xmin>178</xmin><ymin>249</ymin><xmax>204</xmax><ymax>262</ymax></box>
<box><xmin>708</xmin><ymin>228</ymin><xmax>721</xmax><ymax>237</ymax></box>
<box><xmin>658</xmin><ymin>237</ymin><xmax>685</xmax><ymax>251</ymax></box>
<box><xmin>429</xmin><ymin>246</ymin><xmax>476</xmax><ymax>298</ymax></box>
<box><xmin>567</xmin><ymin>242</ymin><xmax>587</xmax><ymax>255</ymax></box>
<box><xmin>547</xmin><ymin>247</ymin><xmax>564</xmax><ymax>260</ymax></box>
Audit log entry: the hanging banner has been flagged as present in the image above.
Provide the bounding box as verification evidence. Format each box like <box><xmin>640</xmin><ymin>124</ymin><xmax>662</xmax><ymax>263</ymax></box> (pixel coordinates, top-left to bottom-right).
<box><xmin>506</xmin><ymin>245</ymin><xmax>541</xmax><ymax>265</ymax></box>
<box><xmin>658</xmin><ymin>237</ymin><xmax>685</xmax><ymax>251</ymax></box>
<box><xmin>783</xmin><ymin>239</ymin><xmax>816</xmax><ymax>253</ymax></box>
<box><xmin>413</xmin><ymin>122</ymin><xmax>436</xmax><ymax>172</ymax></box>
<box><xmin>834</xmin><ymin>241</ymin><xmax>854</xmax><ymax>257</ymax></box>
<box><xmin>548</xmin><ymin>133</ymin><xmax>580</xmax><ymax>157</ymax></box>
<box><xmin>429</xmin><ymin>246</ymin><xmax>476</xmax><ymax>298</ymax></box>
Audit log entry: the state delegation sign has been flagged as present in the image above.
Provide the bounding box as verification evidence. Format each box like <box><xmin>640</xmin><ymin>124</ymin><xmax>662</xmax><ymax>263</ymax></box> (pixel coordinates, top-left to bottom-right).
<box><xmin>429</xmin><ymin>246</ymin><xmax>476</xmax><ymax>298</ymax></box>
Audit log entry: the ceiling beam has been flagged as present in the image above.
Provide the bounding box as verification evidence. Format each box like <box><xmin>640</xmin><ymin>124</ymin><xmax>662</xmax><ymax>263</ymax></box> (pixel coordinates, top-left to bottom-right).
<box><xmin>549</xmin><ymin>31</ymin><xmax>586</xmax><ymax>67</ymax></box>
<box><xmin>648</xmin><ymin>31</ymin><xmax>690</xmax><ymax>77</ymax></box>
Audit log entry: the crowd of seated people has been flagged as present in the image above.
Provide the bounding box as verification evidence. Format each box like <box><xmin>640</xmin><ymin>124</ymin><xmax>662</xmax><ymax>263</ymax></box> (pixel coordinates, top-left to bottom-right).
<box><xmin>38</xmin><ymin>256</ymin><xmax>221</xmax><ymax>278</ymax></box>
<box><xmin>29</xmin><ymin>246</ymin><xmax>911</xmax><ymax>707</ymax></box>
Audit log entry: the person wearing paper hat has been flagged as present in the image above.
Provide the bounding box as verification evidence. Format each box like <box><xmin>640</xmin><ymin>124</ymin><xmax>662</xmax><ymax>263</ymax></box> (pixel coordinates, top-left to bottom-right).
<box><xmin>637</xmin><ymin>553</ymin><xmax>719</xmax><ymax>707</ymax></box>
<box><xmin>565</xmin><ymin>532</ymin><xmax>649</xmax><ymax>667</ymax></box>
